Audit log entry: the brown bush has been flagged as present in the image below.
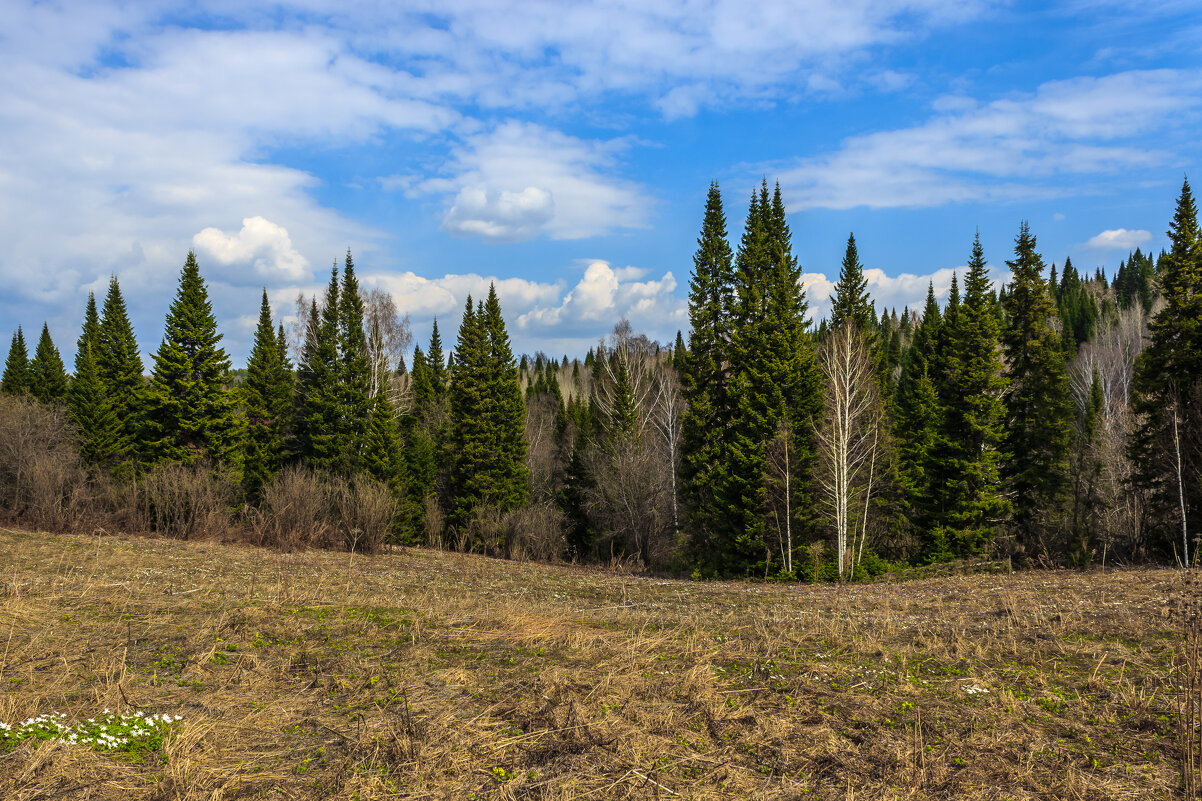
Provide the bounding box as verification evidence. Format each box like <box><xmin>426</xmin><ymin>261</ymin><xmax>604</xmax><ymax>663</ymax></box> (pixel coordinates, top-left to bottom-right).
<box><xmin>137</xmin><ymin>461</ymin><xmax>237</xmax><ymax>540</ymax></box>
<box><xmin>254</xmin><ymin>466</ymin><xmax>394</xmax><ymax>554</ymax></box>
<box><xmin>0</xmin><ymin>395</ymin><xmax>92</xmax><ymax>531</ymax></box>
<box><xmin>505</xmin><ymin>502</ymin><xmax>567</xmax><ymax>562</ymax></box>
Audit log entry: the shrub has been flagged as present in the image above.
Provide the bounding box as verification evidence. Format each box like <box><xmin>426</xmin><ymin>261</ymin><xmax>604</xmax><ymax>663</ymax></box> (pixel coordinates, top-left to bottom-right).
<box><xmin>0</xmin><ymin>395</ymin><xmax>91</xmax><ymax>531</ymax></box>
<box><xmin>253</xmin><ymin>466</ymin><xmax>394</xmax><ymax>553</ymax></box>
<box><xmin>138</xmin><ymin>461</ymin><xmax>236</xmax><ymax>540</ymax></box>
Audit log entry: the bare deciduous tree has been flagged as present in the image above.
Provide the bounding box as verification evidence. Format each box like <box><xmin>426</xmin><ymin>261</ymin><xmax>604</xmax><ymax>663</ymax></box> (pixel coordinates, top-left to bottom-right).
<box><xmin>814</xmin><ymin>324</ymin><xmax>882</xmax><ymax>579</ymax></box>
<box><xmin>364</xmin><ymin>288</ymin><xmax>412</xmax><ymax>398</ymax></box>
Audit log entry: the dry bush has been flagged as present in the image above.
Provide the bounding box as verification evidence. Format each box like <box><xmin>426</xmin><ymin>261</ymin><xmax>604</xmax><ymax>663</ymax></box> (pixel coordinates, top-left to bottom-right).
<box><xmin>422</xmin><ymin>495</ymin><xmax>444</xmax><ymax>548</ymax></box>
<box><xmin>137</xmin><ymin>461</ymin><xmax>236</xmax><ymax>540</ymax></box>
<box><xmin>505</xmin><ymin>501</ymin><xmax>567</xmax><ymax>562</ymax></box>
<box><xmin>254</xmin><ymin>466</ymin><xmax>394</xmax><ymax>553</ymax></box>
<box><xmin>0</xmin><ymin>395</ymin><xmax>92</xmax><ymax>531</ymax></box>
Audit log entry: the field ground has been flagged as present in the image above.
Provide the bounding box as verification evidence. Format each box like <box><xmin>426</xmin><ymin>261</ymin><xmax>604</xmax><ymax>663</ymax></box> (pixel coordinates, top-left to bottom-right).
<box><xmin>0</xmin><ymin>527</ymin><xmax>1193</xmax><ymax>799</ymax></box>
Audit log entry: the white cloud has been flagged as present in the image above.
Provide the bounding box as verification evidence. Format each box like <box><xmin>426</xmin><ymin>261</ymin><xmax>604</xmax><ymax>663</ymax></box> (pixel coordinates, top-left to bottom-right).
<box><xmin>514</xmin><ymin>260</ymin><xmax>685</xmax><ymax>341</ymax></box>
<box><xmin>422</xmin><ymin>121</ymin><xmax>653</xmax><ymax>241</ymax></box>
<box><xmin>193</xmin><ymin>217</ymin><xmax>311</xmax><ymax>284</ymax></box>
<box><xmin>1085</xmin><ymin>228</ymin><xmax>1152</xmax><ymax>249</ymax></box>
<box><xmin>779</xmin><ymin>69</ymin><xmax>1201</xmax><ymax>210</ymax></box>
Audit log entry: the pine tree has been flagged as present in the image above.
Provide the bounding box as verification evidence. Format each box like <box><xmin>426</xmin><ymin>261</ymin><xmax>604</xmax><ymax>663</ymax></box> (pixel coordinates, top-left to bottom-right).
<box><xmin>937</xmin><ymin>235</ymin><xmax>1008</xmax><ymax>557</ymax></box>
<box><xmin>339</xmin><ymin>250</ymin><xmax>372</xmax><ymax>472</ymax></box>
<box><xmin>1130</xmin><ymin>177</ymin><xmax>1202</xmax><ymax>556</ymax></box>
<box><xmin>96</xmin><ymin>276</ymin><xmax>147</xmax><ymax>465</ymax></box>
<box><xmin>427</xmin><ymin>319</ymin><xmax>447</xmax><ymax>398</ymax></box>
<box><xmin>2</xmin><ymin>326</ymin><xmax>31</xmax><ymax>395</ymax></box>
<box><xmin>146</xmin><ymin>252</ymin><xmax>243</xmax><ymax>472</ymax></box>
<box><xmin>296</xmin><ymin>268</ymin><xmax>343</xmax><ymax>471</ymax></box>
<box><xmin>1001</xmin><ymin>222</ymin><xmax>1073</xmax><ymax>559</ymax></box>
<box><xmin>28</xmin><ymin>323</ymin><xmax>68</xmax><ymax>403</ymax></box>
<box><xmin>68</xmin><ymin>294</ymin><xmax>122</xmax><ymax>464</ymax></box>
<box><xmin>243</xmin><ymin>290</ymin><xmax>293</xmax><ymax>499</ymax></box>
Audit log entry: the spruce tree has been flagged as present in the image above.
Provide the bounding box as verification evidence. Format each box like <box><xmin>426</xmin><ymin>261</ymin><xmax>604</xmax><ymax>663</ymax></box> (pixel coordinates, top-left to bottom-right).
<box><xmin>243</xmin><ymin>290</ymin><xmax>293</xmax><ymax>499</ymax></box>
<box><xmin>29</xmin><ymin>323</ymin><xmax>69</xmax><ymax>403</ymax></box>
<box><xmin>296</xmin><ymin>268</ymin><xmax>343</xmax><ymax>471</ymax></box>
<box><xmin>1001</xmin><ymin>222</ymin><xmax>1073</xmax><ymax>558</ymax></box>
<box><xmin>481</xmin><ymin>284</ymin><xmax>530</xmax><ymax>510</ymax></box>
<box><xmin>938</xmin><ymin>235</ymin><xmax>1008</xmax><ymax>557</ymax></box>
<box><xmin>894</xmin><ymin>284</ymin><xmax>945</xmax><ymax>557</ymax></box>
<box><xmin>1130</xmin><ymin>177</ymin><xmax>1202</xmax><ymax>555</ymax></box>
<box><xmin>146</xmin><ymin>252</ymin><xmax>243</xmax><ymax>472</ymax></box>
<box><xmin>830</xmin><ymin>233</ymin><xmax>874</xmax><ymax>332</ymax></box>
<box><xmin>448</xmin><ymin>296</ymin><xmax>487</xmax><ymax>528</ymax></box>
<box><xmin>363</xmin><ymin>388</ymin><xmax>405</xmax><ymax>492</ymax></box>
<box><xmin>96</xmin><ymin>276</ymin><xmax>147</xmax><ymax>465</ymax></box>
<box><xmin>681</xmin><ymin>182</ymin><xmax>736</xmax><ymax>571</ymax></box>
<box><xmin>339</xmin><ymin>250</ymin><xmax>372</xmax><ymax>472</ymax></box>
<box><xmin>68</xmin><ymin>294</ymin><xmax>122</xmax><ymax>464</ymax></box>
<box><xmin>2</xmin><ymin>326</ymin><xmax>31</xmax><ymax>395</ymax></box>
<box><xmin>427</xmin><ymin>318</ymin><xmax>448</xmax><ymax>398</ymax></box>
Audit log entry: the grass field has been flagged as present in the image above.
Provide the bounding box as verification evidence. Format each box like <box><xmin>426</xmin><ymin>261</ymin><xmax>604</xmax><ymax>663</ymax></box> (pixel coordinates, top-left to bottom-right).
<box><xmin>0</xmin><ymin>527</ymin><xmax>1192</xmax><ymax>799</ymax></box>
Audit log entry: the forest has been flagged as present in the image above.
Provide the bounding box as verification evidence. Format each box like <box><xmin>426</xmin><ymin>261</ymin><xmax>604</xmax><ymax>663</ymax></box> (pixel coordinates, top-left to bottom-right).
<box><xmin>1</xmin><ymin>178</ymin><xmax>1199</xmax><ymax>580</ymax></box>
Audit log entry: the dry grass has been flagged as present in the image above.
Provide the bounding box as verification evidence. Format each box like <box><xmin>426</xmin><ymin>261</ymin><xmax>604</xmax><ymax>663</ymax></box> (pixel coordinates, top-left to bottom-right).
<box><xmin>0</xmin><ymin>527</ymin><xmax>1193</xmax><ymax>799</ymax></box>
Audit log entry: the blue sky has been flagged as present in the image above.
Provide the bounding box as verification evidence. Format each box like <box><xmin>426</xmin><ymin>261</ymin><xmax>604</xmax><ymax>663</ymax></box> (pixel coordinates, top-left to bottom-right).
<box><xmin>1</xmin><ymin>0</ymin><xmax>1200</xmax><ymax>363</ymax></box>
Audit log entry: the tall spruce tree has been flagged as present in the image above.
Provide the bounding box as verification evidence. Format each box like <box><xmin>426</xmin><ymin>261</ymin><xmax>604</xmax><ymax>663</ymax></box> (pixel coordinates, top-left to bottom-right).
<box><xmin>938</xmin><ymin>235</ymin><xmax>1008</xmax><ymax>557</ymax></box>
<box><xmin>1000</xmin><ymin>222</ymin><xmax>1073</xmax><ymax>559</ymax></box>
<box><xmin>363</xmin><ymin>388</ymin><xmax>405</xmax><ymax>493</ymax></box>
<box><xmin>2</xmin><ymin>326</ymin><xmax>31</xmax><ymax>395</ymax></box>
<box><xmin>830</xmin><ymin>233</ymin><xmax>875</xmax><ymax>332</ymax></box>
<box><xmin>243</xmin><ymin>289</ymin><xmax>293</xmax><ymax>499</ymax></box>
<box><xmin>29</xmin><ymin>323</ymin><xmax>68</xmax><ymax>403</ymax></box>
<box><xmin>338</xmin><ymin>250</ymin><xmax>372</xmax><ymax>472</ymax></box>
<box><xmin>481</xmin><ymin>284</ymin><xmax>529</xmax><ymax>510</ymax></box>
<box><xmin>146</xmin><ymin>252</ymin><xmax>243</xmax><ymax>472</ymax></box>
<box><xmin>68</xmin><ymin>293</ymin><xmax>122</xmax><ymax>464</ymax></box>
<box><xmin>296</xmin><ymin>268</ymin><xmax>343</xmax><ymax>471</ymax></box>
<box><xmin>1130</xmin><ymin>177</ymin><xmax>1202</xmax><ymax>557</ymax></box>
<box><xmin>894</xmin><ymin>283</ymin><xmax>945</xmax><ymax>557</ymax></box>
<box><xmin>681</xmin><ymin>182</ymin><xmax>736</xmax><ymax>571</ymax></box>
<box><xmin>448</xmin><ymin>296</ymin><xmax>487</xmax><ymax>528</ymax></box>
<box><xmin>96</xmin><ymin>276</ymin><xmax>147</xmax><ymax>465</ymax></box>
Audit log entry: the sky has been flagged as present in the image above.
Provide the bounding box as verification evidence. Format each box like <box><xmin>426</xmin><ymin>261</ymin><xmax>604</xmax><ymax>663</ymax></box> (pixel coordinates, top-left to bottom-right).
<box><xmin>1</xmin><ymin>0</ymin><xmax>1200</xmax><ymax>365</ymax></box>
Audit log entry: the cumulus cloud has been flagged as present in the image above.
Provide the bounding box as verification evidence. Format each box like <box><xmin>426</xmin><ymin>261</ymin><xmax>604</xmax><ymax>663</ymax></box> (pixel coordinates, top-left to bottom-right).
<box><xmin>1085</xmin><ymin>228</ymin><xmax>1152</xmax><ymax>249</ymax></box>
<box><xmin>779</xmin><ymin>69</ymin><xmax>1201</xmax><ymax>210</ymax></box>
<box><xmin>515</xmin><ymin>260</ymin><xmax>685</xmax><ymax>339</ymax></box>
<box><xmin>420</xmin><ymin>121</ymin><xmax>652</xmax><ymax>241</ymax></box>
<box><xmin>193</xmin><ymin>217</ymin><xmax>311</xmax><ymax>284</ymax></box>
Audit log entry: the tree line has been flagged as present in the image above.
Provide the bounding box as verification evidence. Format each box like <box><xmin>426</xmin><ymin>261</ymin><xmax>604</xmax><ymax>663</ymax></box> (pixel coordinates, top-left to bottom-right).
<box><xmin>2</xmin><ymin>179</ymin><xmax>1200</xmax><ymax>576</ymax></box>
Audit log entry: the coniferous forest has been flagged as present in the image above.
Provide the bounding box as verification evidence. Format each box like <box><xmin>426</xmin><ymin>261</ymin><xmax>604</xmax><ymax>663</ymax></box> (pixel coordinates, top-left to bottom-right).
<box><xmin>2</xmin><ymin>178</ymin><xmax>1200</xmax><ymax>579</ymax></box>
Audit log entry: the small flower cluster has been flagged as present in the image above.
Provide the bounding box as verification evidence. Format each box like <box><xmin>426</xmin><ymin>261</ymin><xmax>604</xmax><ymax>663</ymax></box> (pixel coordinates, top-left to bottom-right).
<box><xmin>0</xmin><ymin>709</ymin><xmax>183</xmax><ymax>757</ymax></box>
<box><xmin>962</xmin><ymin>684</ymin><xmax>990</xmax><ymax>695</ymax></box>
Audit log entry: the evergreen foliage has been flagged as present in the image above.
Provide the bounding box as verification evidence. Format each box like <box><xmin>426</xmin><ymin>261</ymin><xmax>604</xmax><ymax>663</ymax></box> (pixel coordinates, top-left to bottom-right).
<box><xmin>1130</xmin><ymin>177</ymin><xmax>1202</xmax><ymax>553</ymax></box>
<box><xmin>28</xmin><ymin>323</ymin><xmax>68</xmax><ymax>403</ymax></box>
<box><xmin>243</xmin><ymin>289</ymin><xmax>293</xmax><ymax>499</ymax></box>
<box><xmin>146</xmin><ymin>252</ymin><xmax>243</xmax><ymax>472</ymax></box>
<box><xmin>1000</xmin><ymin>223</ymin><xmax>1073</xmax><ymax>558</ymax></box>
<box><xmin>338</xmin><ymin>250</ymin><xmax>372</xmax><ymax>472</ymax></box>
<box><xmin>296</xmin><ymin>268</ymin><xmax>343</xmax><ymax>471</ymax></box>
<box><xmin>96</xmin><ymin>276</ymin><xmax>147</xmax><ymax>465</ymax></box>
<box><xmin>2</xmin><ymin>326</ymin><xmax>31</xmax><ymax>395</ymax></box>
<box><xmin>67</xmin><ymin>293</ymin><xmax>122</xmax><ymax>464</ymax></box>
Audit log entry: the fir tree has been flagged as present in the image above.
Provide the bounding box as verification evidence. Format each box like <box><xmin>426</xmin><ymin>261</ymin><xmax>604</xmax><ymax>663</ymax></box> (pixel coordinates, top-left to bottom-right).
<box><xmin>448</xmin><ymin>296</ymin><xmax>487</xmax><ymax>529</ymax></box>
<box><xmin>481</xmin><ymin>284</ymin><xmax>530</xmax><ymax>510</ymax></box>
<box><xmin>96</xmin><ymin>276</ymin><xmax>147</xmax><ymax>465</ymax></box>
<box><xmin>1130</xmin><ymin>177</ymin><xmax>1202</xmax><ymax>556</ymax></box>
<box><xmin>427</xmin><ymin>319</ymin><xmax>447</xmax><ymax>397</ymax></box>
<box><xmin>68</xmin><ymin>294</ymin><xmax>122</xmax><ymax>464</ymax></box>
<box><xmin>243</xmin><ymin>290</ymin><xmax>293</xmax><ymax>499</ymax></box>
<box><xmin>1001</xmin><ymin>223</ymin><xmax>1073</xmax><ymax>559</ymax></box>
<box><xmin>29</xmin><ymin>323</ymin><xmax>68</xmax><ymax>403</ymax></box>
<box><xmin>2</xmin><ymin>326</ymin><xmax>31</xmax><ymax>395</ymax></box>
<box><xmin>146</xmin><ymin>252</ymin><xmax>243</xmax><ymax>472</ymax></box>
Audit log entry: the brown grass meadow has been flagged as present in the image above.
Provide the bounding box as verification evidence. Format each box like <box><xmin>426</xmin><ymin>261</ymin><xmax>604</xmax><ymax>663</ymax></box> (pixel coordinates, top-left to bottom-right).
<box><xmin>0</xmin><ymin>526</ymin><xmax>1195</xmax><ymax>799</ymax></box>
